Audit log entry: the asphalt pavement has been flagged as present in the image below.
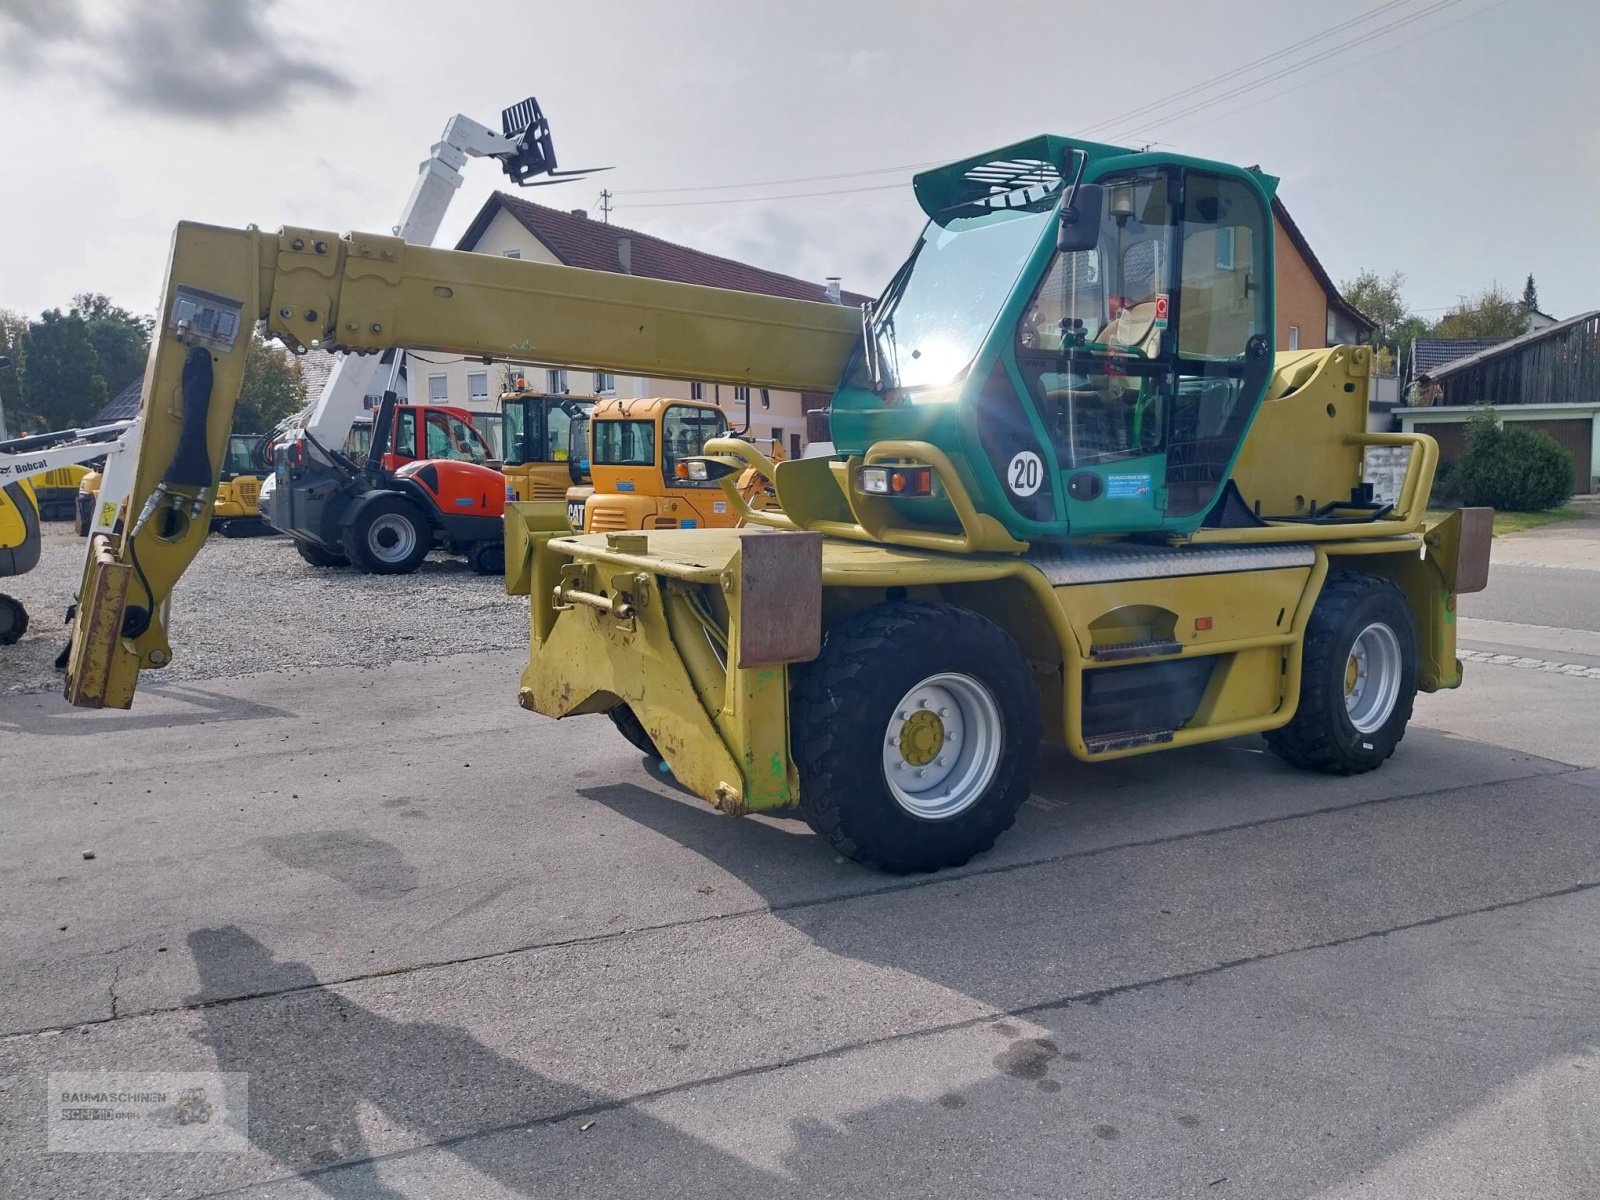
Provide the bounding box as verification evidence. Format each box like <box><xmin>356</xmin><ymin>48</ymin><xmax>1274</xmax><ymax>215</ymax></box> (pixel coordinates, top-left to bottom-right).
<box><xmin>2</xmin><ymin>511</ymin><xmax>1597</xmax><ymax>1199</ymax></box>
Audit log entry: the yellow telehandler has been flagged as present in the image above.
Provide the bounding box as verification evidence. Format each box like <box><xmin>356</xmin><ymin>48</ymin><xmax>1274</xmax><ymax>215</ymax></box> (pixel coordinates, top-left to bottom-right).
<box><xmin>64</xmin><ymin>134</ymin><xmax>1489</xmax><ymax>872</ymax></box>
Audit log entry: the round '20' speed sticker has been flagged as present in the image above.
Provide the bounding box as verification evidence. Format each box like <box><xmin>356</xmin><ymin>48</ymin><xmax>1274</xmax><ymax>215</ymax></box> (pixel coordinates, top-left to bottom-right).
<box><xmin>1007</xmin><ymin>451</ymin><xmax>1043</xmax><ymax>497</ymax></box>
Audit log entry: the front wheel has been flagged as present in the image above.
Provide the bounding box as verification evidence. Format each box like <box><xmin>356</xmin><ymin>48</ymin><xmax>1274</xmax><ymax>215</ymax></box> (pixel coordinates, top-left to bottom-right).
<box><xmin>791</xmin><ymin>601</ymin><xmax>1040</xmax><ymax>873</ymax></box>
<box><xmin>343</xmin><ymin>497</ymin><xmax>431</xmax><ymax>575</ymax></box>
<box><xmin>1266</xmin><ymin>572</ymin><xmax>1418</xmax><ymax>775</ymax></box>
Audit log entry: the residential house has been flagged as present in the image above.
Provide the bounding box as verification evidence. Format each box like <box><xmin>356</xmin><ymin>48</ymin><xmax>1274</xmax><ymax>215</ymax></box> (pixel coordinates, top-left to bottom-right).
<box><xmin>1271</xmin><ymin>199</ymin><xmax>1375</xmax><ymax>352</ymax></box>
<box><xmin>421</xmin><ymin>194</ymin><xmax>870</xmax><ymax>459</ymax></box>
<box><xmin>1397</xmin><ymin>310</ymin><xmax>1600</xmax><ymax>494</ymax></box>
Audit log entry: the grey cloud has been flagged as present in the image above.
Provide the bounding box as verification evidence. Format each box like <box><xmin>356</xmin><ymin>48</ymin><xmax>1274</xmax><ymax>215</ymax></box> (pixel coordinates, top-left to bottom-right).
<box><xmin>0</xmin><ymin>0</ymin><xmax>354</xmax><ymax>121</ymax></box>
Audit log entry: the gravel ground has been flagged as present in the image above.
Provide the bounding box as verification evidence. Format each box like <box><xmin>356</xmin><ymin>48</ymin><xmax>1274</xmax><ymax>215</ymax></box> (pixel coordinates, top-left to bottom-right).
<box><xmin>2</xmin><ymin>523</ymin><xmax>529</xmax><ymax>696</ymax></box>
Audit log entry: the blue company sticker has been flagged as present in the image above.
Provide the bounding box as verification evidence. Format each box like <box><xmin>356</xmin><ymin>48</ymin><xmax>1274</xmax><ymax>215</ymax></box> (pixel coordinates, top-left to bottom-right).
<box><xmin>1105</xmin><ymin>472</ymin><xmax>1153</xmax><ymax>499</ymax></box>
<box><xmin>454</xmin><ymin>497</ymin><xmax>474</xmax><ymax>507</ymax></box>
<box><xmin>616</xmin><ymin>481</ymin><xmax>635</xmax><ymax>492</ymax></box>
<box><xmin>680</xmin><ymin>519</ymin><xmax>698</xmax><ymax>529</ymax></box>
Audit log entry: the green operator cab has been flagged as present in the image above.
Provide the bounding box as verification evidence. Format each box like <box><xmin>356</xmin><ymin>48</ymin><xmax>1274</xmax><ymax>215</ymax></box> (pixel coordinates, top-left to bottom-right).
<box><xmin>828</xmin><ymin>135</ymin><xmax>1276</xmax><ymax>542</ymax></box>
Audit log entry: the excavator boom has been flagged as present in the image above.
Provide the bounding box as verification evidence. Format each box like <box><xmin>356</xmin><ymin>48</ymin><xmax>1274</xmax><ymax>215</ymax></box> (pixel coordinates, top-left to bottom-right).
<box><xmin>64</xmin><ymin>221</ymin><xmax>859</xmax><ymax>708</ymax></box>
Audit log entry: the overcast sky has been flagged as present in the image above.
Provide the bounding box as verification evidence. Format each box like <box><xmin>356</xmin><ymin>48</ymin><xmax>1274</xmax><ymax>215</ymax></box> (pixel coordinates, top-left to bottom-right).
<box><xmin>1</xmin><ymin>0</ymin><xmax>1595</xmax><ymax>326</ymax></box>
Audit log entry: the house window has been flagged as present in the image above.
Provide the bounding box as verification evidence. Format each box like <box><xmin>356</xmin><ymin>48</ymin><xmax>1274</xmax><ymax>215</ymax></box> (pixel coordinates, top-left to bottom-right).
<box><xmin>1215</xmin><ymin>227</ymin><xmax>1236</xmax><ymax>270</ymax></box>
<box><xmin>427</xmin><ymin>374</ymin><xmax>448</xmax><ymax>402</ymax></box>
<box><xmin>546</xmin><ymin>368</ymin><xmax>568</xmax><ymax>394</ymax></box>
<box><xmin>467</xmin><ymin>371</ymin><xmax>489</xmax><ymax>405</ymax></box>
<box><xmin>595</xmin><ymin>372</ymin><xmax>615</xmax><ymax>394</ymax></box>
<box><xmin>503</xmin><ymin>249</ymin><xmax>521</xmax><ymax>260</ymax></box>
<box><xmin>690</xmin><ymin>381</ymin><xmax>704</xmax><ymax>401</ymax></box>
<box><xmin>1288</xmin><ymin>325</ymin><xmax>1301</xmax><ymax>350</ymax></box>
<box><xmin>790</xmin><ymin>432</ymin><xmax>802</xmax><ymax>459</ymax></box>
<box><xmin>733</xmin><ymin>385</ymin><xmax>751</xmax><ymax>404</ymax></box>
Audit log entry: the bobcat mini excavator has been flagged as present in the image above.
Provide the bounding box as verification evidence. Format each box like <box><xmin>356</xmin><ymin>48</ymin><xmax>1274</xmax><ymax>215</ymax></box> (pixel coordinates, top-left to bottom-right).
<box><xmin>64</xmin><ymin>134</ymin><xmax>1490</xmax><ymax>873</ymax></box>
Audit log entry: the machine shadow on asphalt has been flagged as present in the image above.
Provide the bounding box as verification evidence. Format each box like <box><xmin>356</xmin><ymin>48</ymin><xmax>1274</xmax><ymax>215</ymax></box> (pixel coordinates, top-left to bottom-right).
<box><xmin>0</xmin><ymin>685</ymin><xmax>292</xmax><ymax>738</ymax></box>
<box><xmin>163</xmin><ymin>831</ymin><xmax>1600</xmax><ymax>1197</ymax></box>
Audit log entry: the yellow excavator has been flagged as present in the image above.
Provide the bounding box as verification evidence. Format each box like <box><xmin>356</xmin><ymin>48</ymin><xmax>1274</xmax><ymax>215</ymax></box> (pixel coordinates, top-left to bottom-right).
<box><xmin>573</xmin><ymin>395</ymin><xmax>780</xmax><ymax>533</ymax></box>
<box><xmin>64</xmin><ymin>134</ymin><xmax>1490</xmax><ymax>873</ymax></box>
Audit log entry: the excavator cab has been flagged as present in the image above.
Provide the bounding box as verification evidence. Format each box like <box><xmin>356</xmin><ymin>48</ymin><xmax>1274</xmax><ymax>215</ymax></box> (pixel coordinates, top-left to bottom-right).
<box><xmin>499</xmin><ymin>390</ymin><xmax>594</xmax><ymax>503</ymax></box>
<box><xmin>827</xmin><ymin>135</ymin><xmax>1276</xmax><ymax>541</ymax></box>
<box><xmin>578</xmin><ymin>397</ymin><xmax>748</xmax><ymax>533</ymax></box>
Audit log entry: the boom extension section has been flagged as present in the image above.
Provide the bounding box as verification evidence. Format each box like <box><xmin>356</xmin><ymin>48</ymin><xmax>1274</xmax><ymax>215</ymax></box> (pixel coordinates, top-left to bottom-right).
<box><xmin>64</xmin><ymin>221</ymin><xmax>861</xmax><ymax>708</ymax></box>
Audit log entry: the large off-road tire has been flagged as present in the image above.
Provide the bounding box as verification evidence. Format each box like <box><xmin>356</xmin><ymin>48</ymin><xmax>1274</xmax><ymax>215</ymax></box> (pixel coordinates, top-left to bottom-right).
<box><xmin>791</xmin><ymin>600</ymin><xmax>1040</xmax><ymax>874</ymax></box>
<box><xmin>0</xmin><ymin>594</ymin><xmax>28</xmax><ymax>645</ymax></box>
<box><xmin>608</xmin><ymin>705</ymin><xmax>660</xmax><ymax>758</ymax></box>
<box><xmin>294</xmin><ymin>538</ymin><xmax>348</xmax><ymax>568</ymax></box>
<box><xmin>1266</xmin><ymin>572</ymin><xmax>1418</xmax><ymax>775</ymax></box>
<box><xmin>342</xmin><ymin>497</ymin><xmax>431</xmax><ymax>575</ymax></box>
<box><xmin>469</xmin><ymin>541</ymin><xmax>506</xmax><ymax>576</ymax></box>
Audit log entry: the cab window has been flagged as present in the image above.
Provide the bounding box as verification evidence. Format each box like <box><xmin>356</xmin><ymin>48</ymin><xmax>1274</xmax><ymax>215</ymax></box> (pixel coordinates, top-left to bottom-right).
<box><xmin>392</xmin><ymin>412</ymin><xmax>414</xmax><ymax>459</ymax></box>
<box><xmin>424</xmin><ymin>411</ymin><xmax>489</xmax><ymax>462</ymax></box>
<box><xmin>594</xmin><ymin>420</ymin><xmax>655</xmax><ymax>466</ymax></box>
<box><xmin>550</xmin><ymin>403</ymin><xmax>591</xmax><ymax>463</ymax></box>
<box><xmin>661</xmin><ymin>405</ymin><xmax>726</xmax><ymax>486</ymax></box>
<box><xmin>223</xmin><ymin>437</ymin><xmax>260</xmax><ymax>476</ymax></box>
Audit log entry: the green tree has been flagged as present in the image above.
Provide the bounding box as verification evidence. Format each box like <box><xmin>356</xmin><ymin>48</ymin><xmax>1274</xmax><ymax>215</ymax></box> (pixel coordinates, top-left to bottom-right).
<box><xmin>1434</xmin><ymin>285</ymin><xmax>1527</xmax><ymax>339</ymax></box>
<box><xmin>71</xmin><ymin>292</ymin><xmax>152</xmax><ymax>399</ymax></box>
<box><xmin>1521</xmin><ymin>274</ymin><xmax>1539</xmax><ymax>315</ymax></box>
<box><xmin>1340</xmin><ymin>269</ymin><xmax>1433</xmax><ymax>376</ymax></box>
<box><xmin>0</xmin><ymin>309</ymin><xmax>27</xmax><ymax>434</ymax></box>
<box><xmin>233</xmin><ymin>330</ymin><xmax>307</xmax><ymax>433</ymax></box>
<box><xmin>17</xmin><ymin>309</ymin><xmax>107</xmax><ymax>429</ymax></box>
<box><xmin>1341</xmin><ymin>269</ymin><xmax>1408</xmax><ymax>347</ymax></box>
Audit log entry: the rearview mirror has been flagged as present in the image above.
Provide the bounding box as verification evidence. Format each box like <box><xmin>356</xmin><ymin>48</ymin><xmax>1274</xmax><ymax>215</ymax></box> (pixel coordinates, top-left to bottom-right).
<box><xmin>1057</xmin><ymin>183</ymin><xmax>1103</xmax><ymax>254</ymax></box>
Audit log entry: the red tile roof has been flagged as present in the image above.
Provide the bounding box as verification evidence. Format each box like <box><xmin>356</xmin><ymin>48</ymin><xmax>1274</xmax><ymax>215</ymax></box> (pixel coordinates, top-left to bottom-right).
<box><xmin>457</xmin><ymin>192</ymin><xmax>874</xmax><ymax>308</ymax></box>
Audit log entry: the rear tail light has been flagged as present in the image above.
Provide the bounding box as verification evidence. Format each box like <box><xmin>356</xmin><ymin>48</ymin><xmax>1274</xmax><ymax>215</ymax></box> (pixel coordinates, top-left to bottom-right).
<box><xmin>857</xmin><ymin>465</ymin><xmax>932</xmax><ymax>497</ymax></box>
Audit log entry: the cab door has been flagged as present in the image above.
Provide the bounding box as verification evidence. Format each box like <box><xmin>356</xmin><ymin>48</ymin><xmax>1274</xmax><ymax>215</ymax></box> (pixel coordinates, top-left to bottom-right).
<box><xmin>660</xmin><ymin>404</ymin><xmax>730</xmax><ymax>527</ymax></box>
<box><xmin>1003</xmin><ymin>165</ymin><xmax>1272</xmax><ymax>534</ymax></box>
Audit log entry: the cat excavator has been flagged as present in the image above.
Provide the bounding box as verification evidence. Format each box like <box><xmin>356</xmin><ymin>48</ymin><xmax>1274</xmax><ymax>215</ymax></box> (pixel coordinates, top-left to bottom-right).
<box><xmin>64</xmin><ymin>133</ymin><xmax>1490</xmax><ymax>873</ymax></box>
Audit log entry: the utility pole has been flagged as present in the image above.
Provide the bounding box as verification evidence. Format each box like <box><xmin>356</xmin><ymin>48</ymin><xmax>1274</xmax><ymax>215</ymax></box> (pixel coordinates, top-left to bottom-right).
<box><xmin>598</xmin><ymin>189</ymin><xmax>613</xmax><ymax>224</ymax></box>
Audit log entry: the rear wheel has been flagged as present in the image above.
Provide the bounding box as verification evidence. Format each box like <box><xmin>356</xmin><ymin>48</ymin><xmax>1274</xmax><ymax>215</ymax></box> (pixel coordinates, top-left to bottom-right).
<box><xmin>343</xmin><ymin>497</ymin><xmax>431</xmax><ymax>575</ymax></box>
<box><xmin>0</xmin><ymin>594</ymin><xmax>28</xmax><ymax>645</ymax></box>
<box><xmin>791</xmin><ymin>601</ymin><xmax>1040</xmax><ymax>873</ymax></box>
<box><xmin>294</xmin><ymin>539</ymin><xmax>348</xmax><ymax>568</ymax></box>
<box><xmin>1266</xmin><ymin>572</ymin><xmax>1418</xmax><ymax>775</ymax></box>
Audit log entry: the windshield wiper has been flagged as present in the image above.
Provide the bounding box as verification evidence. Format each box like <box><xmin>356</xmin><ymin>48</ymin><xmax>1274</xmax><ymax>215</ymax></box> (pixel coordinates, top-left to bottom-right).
<box><xmin>862</xmin><ymin>242</ymin><xmax>924</xmax><ymax>394</ymax></box>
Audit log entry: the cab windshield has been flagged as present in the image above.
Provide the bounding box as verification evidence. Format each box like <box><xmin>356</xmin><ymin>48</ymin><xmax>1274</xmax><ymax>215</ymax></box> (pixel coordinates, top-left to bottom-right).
<box><xmin>861</xmin><ymin>204</ymin><xmax>1054</xmax><ymax>393</ymax></box>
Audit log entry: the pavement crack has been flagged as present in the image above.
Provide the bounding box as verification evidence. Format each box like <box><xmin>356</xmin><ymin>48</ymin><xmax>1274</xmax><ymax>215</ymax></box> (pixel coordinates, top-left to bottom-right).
<box><xmin>2</xmin><ymin>760</ymin><xmax>1579</xmax><ymax>1041</ymax></box>
<box><xmin>184</xmin><ymin>872</ymin><xmax>1600</xmax><ymax>1200</ymax></box>
<box><xmin>108</xmin><ymin>961</ymin><xmax>120</xmax><ymax>1021</ymax></box>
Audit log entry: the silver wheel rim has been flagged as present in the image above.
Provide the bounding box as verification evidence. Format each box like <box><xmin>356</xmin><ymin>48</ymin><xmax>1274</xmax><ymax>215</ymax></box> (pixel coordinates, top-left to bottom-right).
<box><xmin>881</xmin><ymin>672</ymin><xmax>1003</xmax><ymax>820</ymax></box>
<box><xmin>368</xmin><ymin>513</ymin><xmax>418</xmax><ymax>563</ymax></box>
<box><xmin>1345</xmin><ymin>621</ymin><xmax>1402</xmax><ymax>734</ymax></box>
